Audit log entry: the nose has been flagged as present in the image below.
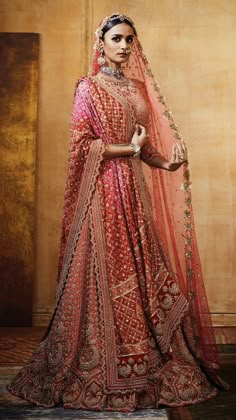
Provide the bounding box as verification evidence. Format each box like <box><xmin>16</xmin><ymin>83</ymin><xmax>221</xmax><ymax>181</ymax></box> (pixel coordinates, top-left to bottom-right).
<box><xmin>120</xmin><ymin>39</ymin><xmax>128</xmax><ymax>50</ymax></box>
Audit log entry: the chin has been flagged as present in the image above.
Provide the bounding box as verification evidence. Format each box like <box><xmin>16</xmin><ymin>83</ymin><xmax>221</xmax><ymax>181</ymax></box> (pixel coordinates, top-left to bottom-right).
<box><xmin>115</xmin><ymin>57</ymin><xmax>129</xmax><ymax>64</ymax></box>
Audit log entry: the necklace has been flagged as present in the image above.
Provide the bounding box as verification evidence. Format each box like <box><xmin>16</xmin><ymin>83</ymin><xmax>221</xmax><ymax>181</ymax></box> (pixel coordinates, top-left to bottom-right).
<box><xmin>97</xmin><ymin>66</ymin><xmax>137</xmax><ymax>96</ymax></box>
<box><xmin>100</xmin><ymin>65</ymin><xmax>124</xmax><ymax>80</ymax></box>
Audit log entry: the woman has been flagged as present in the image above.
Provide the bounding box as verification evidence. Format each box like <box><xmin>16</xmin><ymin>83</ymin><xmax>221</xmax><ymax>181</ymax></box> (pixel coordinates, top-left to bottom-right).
<box><xmin>8</xmin><ymin>13</ymin><xmax>227</xmax><ymax>411</ymax></box>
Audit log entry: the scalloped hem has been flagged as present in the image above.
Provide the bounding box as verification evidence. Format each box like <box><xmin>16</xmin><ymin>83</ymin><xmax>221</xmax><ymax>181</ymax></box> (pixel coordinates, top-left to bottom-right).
<box><xmin>7</xmin><ymin>382</ymin><xmax>220</xmax><ymax>412</ymax></box>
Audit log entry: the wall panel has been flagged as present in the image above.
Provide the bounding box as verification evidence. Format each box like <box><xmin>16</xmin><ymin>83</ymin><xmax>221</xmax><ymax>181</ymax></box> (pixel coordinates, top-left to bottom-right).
<box><xmin>0</xmin><ymin>33</ymin><xmax>39</xmax><ymax>325</ymax></box>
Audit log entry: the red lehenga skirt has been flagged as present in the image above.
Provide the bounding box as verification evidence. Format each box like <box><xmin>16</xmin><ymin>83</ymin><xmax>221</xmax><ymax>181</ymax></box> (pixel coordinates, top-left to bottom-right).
<box><xmin>7</xmin><ymin>155</ymin><xmax>225</xmax><ymax>411</ymax></box>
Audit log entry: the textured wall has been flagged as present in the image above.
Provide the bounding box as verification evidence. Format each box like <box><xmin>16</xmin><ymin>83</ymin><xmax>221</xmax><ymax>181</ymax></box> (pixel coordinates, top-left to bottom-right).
<box><xmin>0</xmin><ymin>0</ymin><xmax>235</xmax><ymax>327</ymax></box>
<box><xmin>0</xmin><ymin>33</ymin><xmax>39</xmax><ymax>325</ymax></box>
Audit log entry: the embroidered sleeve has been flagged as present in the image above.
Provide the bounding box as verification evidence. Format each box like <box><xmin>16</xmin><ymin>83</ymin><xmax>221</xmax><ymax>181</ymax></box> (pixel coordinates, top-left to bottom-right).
<box><xmin>137</xmin><ymin>85</ymin><xmax>161</xmax><ymax>167</ymax></box>
<box><xmin>140</xmin><ymin>140</ymin><xmax>161</xmax><ymax>167</ymax></box>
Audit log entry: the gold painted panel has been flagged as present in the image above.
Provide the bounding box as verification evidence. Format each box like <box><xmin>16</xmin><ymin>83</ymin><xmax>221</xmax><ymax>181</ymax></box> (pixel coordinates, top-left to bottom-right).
<box><xmin>0</xmin><ymin>33</ymin><xmax>39</xmax><ymax>326</ymax></box>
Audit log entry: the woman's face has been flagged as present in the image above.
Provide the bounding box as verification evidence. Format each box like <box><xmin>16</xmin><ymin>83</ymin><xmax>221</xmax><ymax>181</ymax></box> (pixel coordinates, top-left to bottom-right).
<box><xmin>102</xmin><ymin>23</ymin><xmax>135</xmax><ymax>68</ymax></box>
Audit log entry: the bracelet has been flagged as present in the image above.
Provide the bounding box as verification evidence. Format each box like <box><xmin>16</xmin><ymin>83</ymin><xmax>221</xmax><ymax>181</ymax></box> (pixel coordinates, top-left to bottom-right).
<box><xmin>130</xmin><ymin>143</ymin><xmax>141</xmax><ymax>156</ymax></box>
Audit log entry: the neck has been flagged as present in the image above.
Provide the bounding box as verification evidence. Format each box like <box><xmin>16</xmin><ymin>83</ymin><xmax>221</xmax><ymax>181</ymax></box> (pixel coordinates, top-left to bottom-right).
<box><xmin>105</xmin><ymin>59</ymin><xmax>121</xmax><ymax>70</ymax></box>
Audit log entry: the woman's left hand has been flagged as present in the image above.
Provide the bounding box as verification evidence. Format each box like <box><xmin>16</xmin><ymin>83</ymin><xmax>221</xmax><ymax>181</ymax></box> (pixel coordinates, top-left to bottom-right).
<box><xmin>167</xmin><ymin>140</ymin><xmax>188</xmax><ymax>171</ymax></box>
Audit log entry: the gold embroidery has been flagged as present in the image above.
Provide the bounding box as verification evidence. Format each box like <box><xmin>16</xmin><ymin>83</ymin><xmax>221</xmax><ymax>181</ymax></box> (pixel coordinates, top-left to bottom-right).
<box><xmin>133</xmin><ymin>361</ymin><xmax>148</xmax><ymax>376</ymax></box>
<box><xmin>78</xmin><ymin>345</ymin><xmax>100</xmax><ymax>371</ymax></box>
<box><xmin>118</xmin><ymin>364</ymin><xmax>132</xmax><ymax>378</ymax></box>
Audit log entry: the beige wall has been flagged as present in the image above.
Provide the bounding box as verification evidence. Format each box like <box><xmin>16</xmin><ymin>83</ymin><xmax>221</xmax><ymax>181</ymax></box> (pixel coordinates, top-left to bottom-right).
<box><xmin>0</xmin><ymin>0</ymin><xmax>235</xmax><ymax>327</ymax></box>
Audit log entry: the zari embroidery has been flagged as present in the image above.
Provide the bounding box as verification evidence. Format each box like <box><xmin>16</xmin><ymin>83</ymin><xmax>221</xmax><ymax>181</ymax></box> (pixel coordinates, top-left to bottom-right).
<box><xmin>7</xmin><ymin>41</ymin><xmax>227</xmax><ymax>408</ymax></box>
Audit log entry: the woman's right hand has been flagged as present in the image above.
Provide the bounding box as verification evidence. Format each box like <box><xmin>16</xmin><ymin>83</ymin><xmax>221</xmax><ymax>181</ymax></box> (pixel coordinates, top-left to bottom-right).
<box><xmin>131</xmin><ymin>124</ymin><xmax>147</xmax><ymax>148</ymax></box>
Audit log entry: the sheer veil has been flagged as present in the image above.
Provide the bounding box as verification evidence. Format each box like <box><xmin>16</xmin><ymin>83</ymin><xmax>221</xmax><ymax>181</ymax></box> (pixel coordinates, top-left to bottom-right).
<box><xmin>91</xmin><ymin>15</ymin><xmax>220</xmax><ymax>374</ymax></box>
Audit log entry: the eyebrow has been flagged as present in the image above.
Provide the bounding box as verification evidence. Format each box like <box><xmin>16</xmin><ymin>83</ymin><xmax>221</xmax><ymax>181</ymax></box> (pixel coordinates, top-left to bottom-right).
<box><xmin>111</xmin><ymin>34</ymin><xmax>134</xmax><ymax>37</ymax></box>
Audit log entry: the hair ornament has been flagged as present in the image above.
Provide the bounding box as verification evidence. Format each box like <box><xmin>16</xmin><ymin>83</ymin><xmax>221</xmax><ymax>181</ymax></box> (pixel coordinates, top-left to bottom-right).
<box><xmin>95</xmin><ymin>13</ymin><xmax>135</xmax><ymax>40</ymax></box>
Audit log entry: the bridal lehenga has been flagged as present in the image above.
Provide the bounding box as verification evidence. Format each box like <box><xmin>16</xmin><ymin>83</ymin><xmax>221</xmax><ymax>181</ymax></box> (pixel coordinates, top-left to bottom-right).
<box><xmin>7</xmin><ymin>15</ymin><xmax>228</xmax><ymax>412</ymax></box>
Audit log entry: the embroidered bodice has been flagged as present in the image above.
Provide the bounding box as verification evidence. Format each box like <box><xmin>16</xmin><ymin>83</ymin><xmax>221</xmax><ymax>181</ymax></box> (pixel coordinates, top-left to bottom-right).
<box><xmin>96</xmin><ymin>71</ymin><xmax>149</xmax><ymax>127</ymax></box>
<box><xmin>124</xmin><ymin>79</ymin><xmax>149</xmax><ymax>127</ymax></box>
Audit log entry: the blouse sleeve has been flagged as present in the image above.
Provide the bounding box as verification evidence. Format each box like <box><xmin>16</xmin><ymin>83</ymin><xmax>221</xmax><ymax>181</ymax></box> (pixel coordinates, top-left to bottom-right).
<box><xmin>140</xmin><ymin>140</ymin><xmax>161</xmax><ymax>167</ymax></box>
<box><xmin>136</xmin><ymin>83</ymin><xmax>162</xmax><ymax>168</ymax></box>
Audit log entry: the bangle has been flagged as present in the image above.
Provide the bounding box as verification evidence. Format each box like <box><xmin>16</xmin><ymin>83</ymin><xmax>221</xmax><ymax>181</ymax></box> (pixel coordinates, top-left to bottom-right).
<box><xmin>130</xmin><ymin>143</ymin><xmax>141</xmax><ymax>156</ymax></box>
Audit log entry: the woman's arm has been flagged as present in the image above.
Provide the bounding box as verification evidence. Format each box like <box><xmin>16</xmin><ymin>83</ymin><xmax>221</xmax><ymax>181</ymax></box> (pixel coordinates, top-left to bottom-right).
<box><xmin>103</xmin><ymin>124</ymin><xmax>148</xmax><ymax>160</ymax></box>
<box><xmin>103</xmin><ymin>143</ymin><xmax>135</xmax><ymax>159</ymax></box>
<box><xmin>141</xmin><ymin>140</ymin><xmax>188</xmax><ymax>171</ymax></box>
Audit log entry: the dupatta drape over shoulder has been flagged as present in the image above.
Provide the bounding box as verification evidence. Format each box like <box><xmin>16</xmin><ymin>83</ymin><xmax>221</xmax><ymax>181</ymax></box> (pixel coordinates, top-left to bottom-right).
<box><xmin>56</xmin><ymin>79</ymin><xmax>106</xmax><ymax>305</ymax></box>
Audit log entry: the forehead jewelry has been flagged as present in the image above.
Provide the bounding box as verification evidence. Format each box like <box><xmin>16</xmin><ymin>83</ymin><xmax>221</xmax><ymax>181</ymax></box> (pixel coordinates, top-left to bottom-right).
<box><xmin>95</xmin><ymin>13</ymin><xmax>135</xmax><ymax>40</ymax></box>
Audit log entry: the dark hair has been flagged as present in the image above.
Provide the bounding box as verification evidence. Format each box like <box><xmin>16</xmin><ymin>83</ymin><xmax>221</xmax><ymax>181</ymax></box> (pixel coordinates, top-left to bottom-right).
<box><xmin>101</xmin><ymin>14</ymin><xmax>137</xmax><ymax>39</ymax></box>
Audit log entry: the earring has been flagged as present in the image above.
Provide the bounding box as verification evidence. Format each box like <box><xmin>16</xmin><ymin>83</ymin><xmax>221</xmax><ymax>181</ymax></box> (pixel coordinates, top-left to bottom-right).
<box><xmin>98</xmin><ymin>52</ymin><xmax>105</xmax><ymax>65</ymax></box>
<box><xmin>97</xmin><ymin>45</ymin><xmax>105</xmax><ymax>65</ymax></box>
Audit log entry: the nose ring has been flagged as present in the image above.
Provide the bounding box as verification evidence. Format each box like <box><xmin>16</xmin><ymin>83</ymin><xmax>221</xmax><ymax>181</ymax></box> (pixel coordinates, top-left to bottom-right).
<box><xmin>125</xmin><ymin>46</ymin><xmax>132</xmax><ymax>54</ymax></box>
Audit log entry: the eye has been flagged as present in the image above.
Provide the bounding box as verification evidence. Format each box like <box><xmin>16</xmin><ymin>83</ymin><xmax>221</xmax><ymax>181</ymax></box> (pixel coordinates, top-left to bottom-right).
<box><xmin>127</xmin><ymin>36</ymin><xmax>134</xmax><ymax>44</ymax></box>
<box><xmin>112</xmin><ymin>36</ymin><xmax>121</xmax><ymax>42</ymax></box>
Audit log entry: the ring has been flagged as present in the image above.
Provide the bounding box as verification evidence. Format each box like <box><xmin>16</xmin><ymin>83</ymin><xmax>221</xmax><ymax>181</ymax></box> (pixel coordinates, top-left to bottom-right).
<box><xmin>146</xmin><ymin>134</ymin><xmax>150</xmax><ymax>138</ymax></box>
<box><xmin>179</xmin><ymin>154</ymin><xmax>184</xmax><ymax>160</ymax></box>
